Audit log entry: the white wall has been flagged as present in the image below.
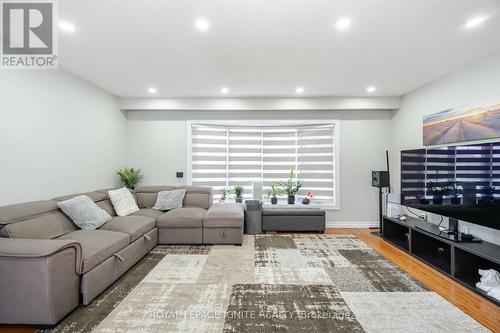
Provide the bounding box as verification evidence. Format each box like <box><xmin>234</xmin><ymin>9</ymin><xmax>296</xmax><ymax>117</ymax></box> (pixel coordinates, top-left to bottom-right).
<box><xmin>0</xmin><ymin>70</ymin><xmax>127</xmax><ymax>205</ymax></box>
<box><xmin>127</xmin><ymin>110</ymin><xmax>393</xmax><ymax>227</ymax></box>
<box><xmin>390</xmin><ymin>51</ymin><xmax>500</xmax><ymax>244</ymax></box>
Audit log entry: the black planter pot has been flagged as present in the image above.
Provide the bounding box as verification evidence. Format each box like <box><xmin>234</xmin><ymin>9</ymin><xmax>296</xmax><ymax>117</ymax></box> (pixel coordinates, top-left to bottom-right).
<box><xmin>302</xmin><ymin>197</ymin><xmax>310</xmax><ymax>205</ymax></box>
<box><xmin>451</xmin><ymin>197</ymin><xmax>461</xmax><ymax>205</ymax></box>
<box><xmin>271</xmin><ymin>197</ymin><xmax>278</xmax><ymax>205</ymax></box>
<box><xmin>433</xmin><ymin>195</ymin><xmax>443</xmax><ymax>205</ymax></box>
<box><xmin>287</xmin><ymin>195</ymin><xmax>295</xmax><ymax>205</ymax></box>
<box><xmin>235</xmin><ymin>196</ymin><xmax>243</xmax><ymax>203</ymax></box>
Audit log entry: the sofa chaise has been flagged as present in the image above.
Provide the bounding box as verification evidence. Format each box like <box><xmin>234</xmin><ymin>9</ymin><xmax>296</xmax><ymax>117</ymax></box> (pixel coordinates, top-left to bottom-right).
<box><xmin>0</xmin><ymin>186</ymin><xmax>243</xmax><ymax>326</ymax></box>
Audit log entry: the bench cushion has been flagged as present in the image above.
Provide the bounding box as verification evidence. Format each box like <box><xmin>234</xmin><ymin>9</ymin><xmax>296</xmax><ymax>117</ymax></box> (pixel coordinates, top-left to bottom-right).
<box><xmin>100</xmin><ymin>216</ymin><xmax>156</xmax><ymax>242</ymax></box>
<box><xmin>157</xmin><ymin>208</ymin><xmax>206</xmax><ymax>228</ymax></box>
<box><xmin>203</xmin><ymin>204</ymin><xmax>244</xmax><ymax>228</ymax></box>
<box><xmin>59</xmin><ymin>230</ymin><xmax>129</xmax><ymax>274</ymax></box>
<box><xmin>262</xmin><ymin>207</ymin><xmax>325</xmax><ymax>216</ymax></box>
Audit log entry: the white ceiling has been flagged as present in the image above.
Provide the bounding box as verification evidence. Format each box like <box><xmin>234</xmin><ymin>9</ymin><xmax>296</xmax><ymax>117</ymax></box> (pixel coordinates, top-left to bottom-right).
<box><xmin>58</xmin><ymin>0</ymin><xmax>500</xmax><ymax>98</ymax></box>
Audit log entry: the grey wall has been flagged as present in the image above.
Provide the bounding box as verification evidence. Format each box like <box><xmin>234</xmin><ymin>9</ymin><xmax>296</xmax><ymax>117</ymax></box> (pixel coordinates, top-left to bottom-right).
<box><xmin>127</xmin><ymin>110</ymin><xmax>393</xmax><ymax>227</ymax></box>
<box><xmin>0</xmin><ymin>70</ymin><xmax>127</xmax><ymax>205</ymax></box>
<box><xmin>390</xmin><ymin>50</ymin><xmax>500</xmax><ymax>244</ymax></box>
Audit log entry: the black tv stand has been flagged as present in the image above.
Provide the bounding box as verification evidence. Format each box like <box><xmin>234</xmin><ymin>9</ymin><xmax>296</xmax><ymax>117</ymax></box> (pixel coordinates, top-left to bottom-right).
<box><xmin>382</xmin><ymin>215</ymin><xmax>500</xmax><ymax>306</ymax></box>
<box><xmin>414</xmin><ymin>223</ymin><xmax>482</xmax><ymax>243</ymax></box>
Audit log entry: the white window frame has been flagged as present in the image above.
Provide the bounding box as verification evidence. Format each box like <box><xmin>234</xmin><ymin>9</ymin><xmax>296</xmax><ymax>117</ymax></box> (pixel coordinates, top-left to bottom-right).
<box><xmin>186</xmin><ymin>119</ymin><xmax>341</xmax><ymax>209</ymax></box>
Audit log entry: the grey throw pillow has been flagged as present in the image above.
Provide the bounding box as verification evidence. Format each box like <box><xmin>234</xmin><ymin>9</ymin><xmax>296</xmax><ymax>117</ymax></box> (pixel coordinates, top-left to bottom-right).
<box><xmin>57</xmin><ymin>195</ymin><xmax>112</xmax><ymax>230</ymax></box>
<box><xmin>153</xmin><ymin>189</ymin><xmax>186</xmax><ymax>211</ymax></box>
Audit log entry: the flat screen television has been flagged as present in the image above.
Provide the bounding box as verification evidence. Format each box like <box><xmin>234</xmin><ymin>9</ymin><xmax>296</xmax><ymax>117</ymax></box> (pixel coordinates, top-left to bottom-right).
<box><xmin>401</xmin><ymin>142</ymin><xmax>500</xmax><ymax>230</ymax></box>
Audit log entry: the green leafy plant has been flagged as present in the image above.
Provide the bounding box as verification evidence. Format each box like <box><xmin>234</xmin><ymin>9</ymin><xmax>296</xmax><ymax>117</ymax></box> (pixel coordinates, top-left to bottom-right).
<box><xmin>220</xmin><ymin>187</ymin><xmax>229</xmax><ymax>200</ymax></box>
<box><xmin>481</xmin><ymin>185</ymin><xmax>495</xmax><ymax>195</ymax></box>
<box><xmin>480</xmin><ymin>185</ymin><xmax>495</xmax><ymax>201</ymax></box>
<box><xmin>278</xmin><ymin>169</ymin><xmax>302</xmax><ymax>197</ymax></box>
<box><xmin>449</xmin><ymin>182</ymin><xmax>463</xmax><ymax>198</ymax></box>
<box><xmin>117</xmin><ymin>167</ymin><xmax>143</xmax><ymax>190</ymax></box>
<box><xmin>426</xmin><ymin>181</ymin><xmax>449</xmax><ymax>196</ymax></box>
<box><xmin>234</xmin><ymin>185</ymin><xmax>244</xmax><ymax>197</ymax></box>
<box><xmin>265</xmin><ymin>183</ymin><xmax>283</xmax><ymax>198</ymax></box>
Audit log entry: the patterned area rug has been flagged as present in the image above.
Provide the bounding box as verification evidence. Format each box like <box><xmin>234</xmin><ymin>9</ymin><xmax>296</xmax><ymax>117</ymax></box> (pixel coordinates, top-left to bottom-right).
<box><xmin>43</xmin><ymin>235</ymin><xmax>488</xmax><ymax>333</ymax></box>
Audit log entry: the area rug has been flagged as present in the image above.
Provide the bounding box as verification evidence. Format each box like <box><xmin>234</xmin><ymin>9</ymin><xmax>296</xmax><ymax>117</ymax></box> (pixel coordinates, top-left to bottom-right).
<box><xmin>43</xmin><ymin>235</ymin><xmax>488</xmax><ymax>333</ymax></box>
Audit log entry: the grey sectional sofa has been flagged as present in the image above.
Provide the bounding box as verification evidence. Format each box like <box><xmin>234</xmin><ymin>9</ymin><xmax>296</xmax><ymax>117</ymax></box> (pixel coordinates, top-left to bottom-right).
<box><xmin>0</xmin><ymin>186</ymin><xmax>243</xmax><ymax>326</ymax></box>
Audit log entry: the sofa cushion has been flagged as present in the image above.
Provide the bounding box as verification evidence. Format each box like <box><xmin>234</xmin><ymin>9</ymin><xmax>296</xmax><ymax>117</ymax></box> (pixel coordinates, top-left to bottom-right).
<box><xmin>134</xmin><ymin>186</ymin><xmax>212</xmax><ymax>209</ymax></box>
<box><xmin>203</xmin><ymin>203</ymin><xmax>244</xmax><ymax>228</ymax></box>
<box><xmin>178</xmin><ymin>186</ymin><xmax>212</xmax><ymax>209</ymax></box>
<box><xmin>108</xmin><ymin>187</ymin><xmax>139</xmax><ymax>216</ymax></box>
<box><xmin>53</xmin><ymin>192</ymin><xmax>108</xmax><ymax>203</ymax></box>
<box><xmin>157</xmin><ymin>208</ymin><xmax>206</xmax><ymax>228</ymax></box>
<box><xmin>59</xmin><ymin>230</ymin><xmax>129</xmax><ymax>274</ymax></box>
<box><xmin>135</xmin><ymin>186</ymin><xmax>176</xmax><ymax>208</ymax></box>
<box><xmin>153</xmin><ymin>189</ymin><xmax>186</xmax><ymax>211</ymax></box>
<box><xmin>0</xmin><ymin>200</ymin><xmax>59</xmax><ymax>224</ymax></box>
<box><xmin>130</xmin><ymin>208</ymin><xmax>164</xmax><ymax>219</ymax></box>
<box><xmin>96</xmin><ymin>199</ymin><xmax>116</xmax><ymax>217</ymax></box>
<box><xmin>57</xmin><ymin>196</ymin><xmax>112</xmax><ymax>230</ymax></box>
<box><xmin>0</xmin><ymin>211</ymin><xmax>77</xmax><ymax>239</ymax></box>
<box><xmin>100</xmin><ymin>216</ymin><xmax>156</xmax><ymax>242</ymax></box>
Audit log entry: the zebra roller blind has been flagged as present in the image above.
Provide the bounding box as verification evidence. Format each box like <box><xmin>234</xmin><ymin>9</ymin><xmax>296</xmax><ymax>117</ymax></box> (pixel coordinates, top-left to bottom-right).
<box><xmin>189</xmin><ymin>122</ymin><xmax>338</xmax><ymax>205</ymax></box>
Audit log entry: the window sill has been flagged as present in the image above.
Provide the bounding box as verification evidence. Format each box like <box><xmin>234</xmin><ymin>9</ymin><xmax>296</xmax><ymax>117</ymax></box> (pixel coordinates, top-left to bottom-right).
<box><xmin>218</xmin><ymin>199</ymin><xmax>339</xmax><ymax>210</ymax></box>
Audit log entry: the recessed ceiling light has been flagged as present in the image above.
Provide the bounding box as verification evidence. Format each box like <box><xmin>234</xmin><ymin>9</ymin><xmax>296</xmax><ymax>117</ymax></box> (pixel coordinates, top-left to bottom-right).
<box><xmin>195</xmin><ymin>18</ymin><xmax>211</xmax><ymax>32</ymax></box>
<box><xmin>58</xmin><ymin>21</ymin><xmax>75</xmax><ymax>33</ymax></box>
<box><xmin>148</xmin><ymin>87</ymin><xmax>158</xmax><ymax>94</ymax></box>
<box><xmin>336</xmin><ymin>17</ymin><xmax>351</xmax><ymax>31</ymax></box>
<box><xmin>366</xmin><ymin>86</ymin><xmax>376</xmax><ymax>93</ymax></box>
<box><xmin>295</xmin><ymin>87</ymin><xmax>304</xmax><ymax>94</ymax></box>
<box><xmin>464</xmin><ymin>16</ymin><xmax>488</xmax><ymax>29</ymax></box>
<box><xmin>220</xmin><ymin>87</ymin><xmax>229</xmax><ymax>94</ymax></box>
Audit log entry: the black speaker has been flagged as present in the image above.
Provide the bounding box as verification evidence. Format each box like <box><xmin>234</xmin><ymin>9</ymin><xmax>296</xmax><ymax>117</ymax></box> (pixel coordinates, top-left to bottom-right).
<box><xmin>372</xmin><ymin>171</ymin><xmax>389</xmax><ymax>188</ymax></box>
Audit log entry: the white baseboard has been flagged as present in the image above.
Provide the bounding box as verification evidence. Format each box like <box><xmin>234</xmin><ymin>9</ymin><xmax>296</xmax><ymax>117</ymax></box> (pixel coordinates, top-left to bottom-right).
<box><xmin>326</xmin><ymin>221</ymin><xmax>379</xmax><ymax>228</ymax></box>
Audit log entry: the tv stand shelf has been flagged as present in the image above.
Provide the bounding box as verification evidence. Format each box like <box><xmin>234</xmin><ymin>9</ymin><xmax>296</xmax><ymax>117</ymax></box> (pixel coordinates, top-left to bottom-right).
<box><xmin>382</xmin><ymin>216</ymin><xmax>500</xmax><ymax>306</ymax></box>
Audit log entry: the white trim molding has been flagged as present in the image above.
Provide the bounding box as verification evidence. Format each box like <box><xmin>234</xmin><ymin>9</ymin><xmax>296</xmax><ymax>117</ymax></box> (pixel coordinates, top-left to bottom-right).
<box><xmin>326</xmin><ymin>221</ymin><xmax>379</xmax><ymax>228</ymax></box>
<box><xmin>119</xmin><ymin>97</ymin><xmax>401</xmax><ymax>111</ymax></box>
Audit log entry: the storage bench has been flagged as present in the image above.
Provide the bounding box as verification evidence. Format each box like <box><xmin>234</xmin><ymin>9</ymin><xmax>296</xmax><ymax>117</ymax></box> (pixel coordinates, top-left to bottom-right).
<box><xmin>262</xmin><ymin>207</ymin><xmax>326</xmax><ymax>232</ymax></box>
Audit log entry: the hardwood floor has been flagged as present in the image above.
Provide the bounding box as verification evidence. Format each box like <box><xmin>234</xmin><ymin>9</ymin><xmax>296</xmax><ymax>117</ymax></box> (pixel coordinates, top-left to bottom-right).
<box><xmin>1</xmin><ymin>228</ymin><xmax>499</xmax><ymax>333</ymax></box>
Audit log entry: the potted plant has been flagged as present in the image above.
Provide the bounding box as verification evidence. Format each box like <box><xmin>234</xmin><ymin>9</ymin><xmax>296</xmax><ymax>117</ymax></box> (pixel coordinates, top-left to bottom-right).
<box><xmin>480</xmin><ymin>185</ymin><xmax>495</xmax><ymax>201</ymax></box>
<box><xmin>265</xmin><ymin>183</ymin><xmax>282</xmax><ymax>205</ymax></box>
<box><xmin>450</xmin><ymin>182</ymin><xmax>462</xmax><ymax>205</ymax></box>
<box><xmin>219</xmin><ymin>187</ymin><xmax>229</xmax><ymax>203</ymax></box>
<box><xmin>117</xmin><ymin>167</ymin><xmax>143</xmax><ymax>190</ymax></box>
<box><xmin>302</xmin><ymin>192</ymin><xmax>313</xmax><ymax>205</ymax></box>
<box><xmin>426</xmin><ymin>181</ymin><xmax>448</xmax><ymax>205</ymax></box>
<box><xmin>416</xmin><ymin>194</ymin><xmax>429</xmax><ymax>205</ymax></box>
<box><xmin>278</xmin><ymin>169</ymin><xmax>302</xmax><ymax>204</ymax></box>
<box><xmin>234</xmin><ymin>185</ymin><xmax>244</xmax><ymax>203</ymax></box>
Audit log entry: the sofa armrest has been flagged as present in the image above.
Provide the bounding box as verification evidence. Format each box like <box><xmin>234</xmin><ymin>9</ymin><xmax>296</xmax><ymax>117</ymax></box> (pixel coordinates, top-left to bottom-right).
<box><xmin>0</xmin><ymin>238</ymin><xmax>82</xmax><ymax>273</ymax></box>
<box><xmin>0</xmin><ymin>239</ymin><xmax>82</xmax><ymax>325</ymax></box>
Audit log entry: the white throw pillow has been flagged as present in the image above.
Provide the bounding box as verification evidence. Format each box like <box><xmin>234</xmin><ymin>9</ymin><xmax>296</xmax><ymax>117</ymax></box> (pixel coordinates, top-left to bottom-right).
<box><xmin>153</xmin><ymin>189</ymin><xmax>186</xmax><ymax>211</ymax></box>
<box><xmin>57</xmin><ymin>195</ymin><xmax>112</xmax><ymax>230</ymax></box>
<box><xmin>108</xmin><ymin>187</ymin><xmax>139</xmax><ymax>216</ymax></box>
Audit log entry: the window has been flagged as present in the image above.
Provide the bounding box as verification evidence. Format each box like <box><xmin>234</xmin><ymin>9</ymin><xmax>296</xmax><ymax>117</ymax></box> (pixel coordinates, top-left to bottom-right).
<box><xmin>188</xmin><ymin>121</ymin><xmax>339</xmax><ymax>207</ymax></box>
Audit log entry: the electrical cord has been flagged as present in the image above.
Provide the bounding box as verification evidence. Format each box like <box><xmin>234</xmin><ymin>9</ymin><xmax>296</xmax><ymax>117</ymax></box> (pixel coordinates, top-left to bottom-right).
<box><xmin>403</xmin><ymin>205</ymin><xmax>422</xmax><ymax>219</ymax></box>
<box><xmin>437</xmin><ymin>215</ymin><xmax>444</xmax><ymax>228</ymax></box>
<box><xmin>403</xmin><ymin>205</ymin><xmax>444</xmax><ymax>227</ymax></box>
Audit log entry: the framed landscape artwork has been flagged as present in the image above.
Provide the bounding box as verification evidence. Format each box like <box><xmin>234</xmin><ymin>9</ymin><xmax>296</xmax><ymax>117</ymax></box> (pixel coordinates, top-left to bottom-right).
<box><xmin>423</xmin><ymin>101</ymin><xmax>500</xmax><ymax>146</ymax></box>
